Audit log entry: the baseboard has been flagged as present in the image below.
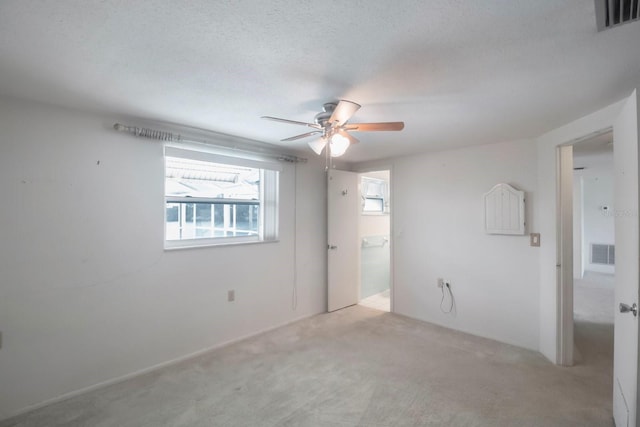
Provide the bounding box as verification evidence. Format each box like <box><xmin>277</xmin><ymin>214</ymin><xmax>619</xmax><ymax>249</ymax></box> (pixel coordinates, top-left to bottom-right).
<box><xmin>1</xmin><ymin>311</ymin><xmax>319</xmax><ymax>422</ymax></box>
<box><xmin>391</xmin><ymin>310</ymin><xmax>540</xmax><ymax>354</ymax></box>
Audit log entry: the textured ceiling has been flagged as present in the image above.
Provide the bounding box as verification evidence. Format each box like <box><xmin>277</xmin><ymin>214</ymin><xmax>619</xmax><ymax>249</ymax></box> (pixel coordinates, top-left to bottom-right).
<box><xmin>0</xmin><ymin>1</ymin><xmax>639</xmax><ymax>162</ymax></box>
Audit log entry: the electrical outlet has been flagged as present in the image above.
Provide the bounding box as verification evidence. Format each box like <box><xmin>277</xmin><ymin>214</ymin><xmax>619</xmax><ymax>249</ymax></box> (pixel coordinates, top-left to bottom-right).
<box><xmin>228</xmin><ymin>290</ymin><xmax>235</xmax><ymax>302</ymax></box>
<box><xmin>437</xmin><ymin>278</ymin><xmax>444</xmax><ymax>288</ymax></box>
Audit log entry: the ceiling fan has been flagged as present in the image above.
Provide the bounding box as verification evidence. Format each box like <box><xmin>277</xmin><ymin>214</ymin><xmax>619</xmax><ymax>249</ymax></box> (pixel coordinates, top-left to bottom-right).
<box><xmin>261</xmin><ymin>100</ymin><xmax>404</xmax><ymax>157</ymax></box>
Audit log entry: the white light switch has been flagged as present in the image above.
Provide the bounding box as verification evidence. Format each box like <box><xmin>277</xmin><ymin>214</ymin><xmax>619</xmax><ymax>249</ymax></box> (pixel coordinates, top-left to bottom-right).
<box><xmin>530</xmin><ymin>233</ymin><xmax>540</xmax><ymax>247</ymax></box>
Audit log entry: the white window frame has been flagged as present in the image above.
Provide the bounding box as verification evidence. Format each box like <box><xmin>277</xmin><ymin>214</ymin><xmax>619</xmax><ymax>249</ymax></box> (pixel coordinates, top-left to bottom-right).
<box><xmin>361</xmin><ymin>176</ymin><xmax>389</xmax><ymax>215</ymax></box>
<box><xmin>164</xmin><ymin>146</ymin><xmax>280</xmax><ymax>249</ymax></box>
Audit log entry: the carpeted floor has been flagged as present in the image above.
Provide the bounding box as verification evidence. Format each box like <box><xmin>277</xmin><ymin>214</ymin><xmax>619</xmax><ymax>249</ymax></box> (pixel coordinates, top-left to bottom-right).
<box><xmin>1</xmin><ymin>301</ymin><xmax>614</xmax><ymax>427</ymax></box>
<box><xmin>574</xmin><ymin>272</ymin><xmax>615</xmax><ymax>325</ymax></box>
<box><xmin>572</xmin><ymin>271</ymin><xmax>614</xmax><ymax>426</ymax></box>
<box><xmin>358</xmin><ymin>289</ymin><xmax>390</xmax><ymax>312</ymax></box>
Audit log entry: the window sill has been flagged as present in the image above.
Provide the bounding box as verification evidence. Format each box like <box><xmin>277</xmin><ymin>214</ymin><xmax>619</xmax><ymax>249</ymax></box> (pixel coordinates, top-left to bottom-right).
<box><xmin>361</xmin><ymin>212</ymin><xmax>390</xmax><ymax>216</ymax></box>
<box><xmin>164</xmin><ymin>237</ymin><xmax>279</xmax><ymax>251</ymax></box>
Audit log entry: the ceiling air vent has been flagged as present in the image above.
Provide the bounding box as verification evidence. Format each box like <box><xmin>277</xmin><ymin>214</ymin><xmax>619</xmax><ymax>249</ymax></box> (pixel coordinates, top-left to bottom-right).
<box><xmin>595</xmin><ymin>0</ymin><xmax>640</xmax><ymax>31</ymax></box>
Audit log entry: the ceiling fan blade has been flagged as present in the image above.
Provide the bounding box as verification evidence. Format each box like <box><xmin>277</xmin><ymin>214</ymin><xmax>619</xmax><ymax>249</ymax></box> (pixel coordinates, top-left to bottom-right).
<box><xmin>344</xmin><ymin>122</ymin><xmax>405</xmax><ymax>132</ymax></box>
<box><xmin>281</xmin><ymin>130</ymin><xmax>323</xmax><ymax>142</ymax></box>
<box><xmin>329</xmin><ymin>100</ymin><xmax>361</xmax><ymax>126</ymax></box>
<box><xmin>338</xmin><ymin>129</ymin><xmax>359</xmax><ymax>145</ymax></box>
<box><xmin>261</xmin><ymin>116</ymin><xmax>322</xmax><ymax>129</ymax></box>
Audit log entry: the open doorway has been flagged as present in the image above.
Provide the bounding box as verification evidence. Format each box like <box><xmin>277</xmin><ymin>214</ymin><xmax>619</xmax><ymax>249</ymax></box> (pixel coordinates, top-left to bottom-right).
<box><xmin>357</xmin><ymin>170</ymin><xmax>391</xmax><ymax>312</ymax></box>
<box><xmin>555</xmin><ymin>93</ymin><xmax>639</xmax><ymax>426</ymax></box>
<box><xmin>572</xmin><ymin>132</ymin><xmax>615</xmax><ymax>376</ymax></box>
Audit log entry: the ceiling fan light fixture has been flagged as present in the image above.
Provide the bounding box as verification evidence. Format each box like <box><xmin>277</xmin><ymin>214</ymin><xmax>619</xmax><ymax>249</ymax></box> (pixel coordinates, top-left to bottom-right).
<box><xmin>261</xmin><ymin>99</ymin><xmax>404</xmax><ymax>158</ymax></box>
<box><xmin>330</xmin><ymin>133</ymin><xmax>350</xmax><ymax>157</ymax></box>
<box><xmin>308</xmin><ymin>138</ymin><xmax>327</xmax><ymax>155</ymax></box>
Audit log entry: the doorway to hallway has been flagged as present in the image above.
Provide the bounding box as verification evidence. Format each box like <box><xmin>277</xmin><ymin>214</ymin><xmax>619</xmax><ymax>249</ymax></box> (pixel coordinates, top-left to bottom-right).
<box><xmin>571</xmin><ymin>135</ymin><xmax>614</xmax><ymax>409</ymax></box>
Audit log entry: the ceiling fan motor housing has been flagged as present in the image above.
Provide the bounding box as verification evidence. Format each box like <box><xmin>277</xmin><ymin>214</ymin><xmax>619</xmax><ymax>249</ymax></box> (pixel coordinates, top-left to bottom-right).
<box><xmin>314</xmin><ymin>103</ymin><xmax>337</xmax><ymax>127</ymax></box>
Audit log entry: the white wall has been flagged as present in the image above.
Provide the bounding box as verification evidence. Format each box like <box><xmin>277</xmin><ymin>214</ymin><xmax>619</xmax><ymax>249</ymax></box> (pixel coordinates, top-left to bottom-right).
<box><xmin>580</xmin><ymin>163</ymin><xmax>615</xmax><ymax>274</ymax></box>
<box><xmin>0</xmin><ymin>97</ymin><xmax>327</xmax><ymax>419</ymax></box>
<box><xmin>390</xmin><ymin>139</ymin><xmax>540</xmax><ymax>350</ymax></box>
<box><xmin>572</xmin><ymin>173</ymin><xmax>584</xmax><ymax>278</ymax></box>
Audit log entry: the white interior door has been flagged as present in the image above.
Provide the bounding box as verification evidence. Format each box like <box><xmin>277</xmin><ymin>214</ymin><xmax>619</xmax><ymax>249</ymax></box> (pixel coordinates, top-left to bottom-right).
<box><xmin>613</xmin><ymin>89</ymin><xmax>640</xmax><ymax>427</ymax></box>
<box><xmin>327</xmin><ymin>169</ymin><xmax>360</xmax><ymax>312</ymax></box>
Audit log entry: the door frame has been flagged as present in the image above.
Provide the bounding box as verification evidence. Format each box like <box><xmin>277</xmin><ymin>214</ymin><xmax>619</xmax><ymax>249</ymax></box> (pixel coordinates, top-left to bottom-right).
<box><xmin>354</xmin><ymin>165</ymin><xmax>394</xmax><ymax>313</ymax></box>
<box><xmin>557</xmin><ymin>144</ymin><xmax>574</xmax><ymax>366</ymax></box>
<box><xmin>557</xmin><ymin>127</ymin><xmax>613</xmax><ymax>366</ymax></box>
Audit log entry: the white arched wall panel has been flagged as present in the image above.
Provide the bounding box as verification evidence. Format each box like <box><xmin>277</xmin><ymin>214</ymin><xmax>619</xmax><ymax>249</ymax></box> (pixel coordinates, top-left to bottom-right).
<box><xmin>484</xmin><ymin>183</ymin><xmax>525</xmax><ymax>235</ymax></box>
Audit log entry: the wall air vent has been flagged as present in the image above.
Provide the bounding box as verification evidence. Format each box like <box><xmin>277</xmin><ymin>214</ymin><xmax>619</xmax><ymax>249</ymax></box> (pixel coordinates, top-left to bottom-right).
<box><xmin>592</xmin><ymin>243</ymin><xmax>615</xmax><ymax>265</ymax></box>
<box><xmin>595</xmin><ymin>0</ymin><xmax>640</xmax><ymax>31</ymax></box>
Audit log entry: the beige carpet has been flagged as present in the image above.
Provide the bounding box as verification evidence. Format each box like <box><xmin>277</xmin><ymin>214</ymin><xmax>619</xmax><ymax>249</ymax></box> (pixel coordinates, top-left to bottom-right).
<box><xmin>358</xmin><ymin>289</ymin><xmax>390</xmax><ymax>312</ymax></box>
<box><xmin>1</xmin><ymin>305</ymin><xmax>613</xmax><ymax>427</ymax></box>
<box><xmin>574</xmin><ymin>272</ymin><xmax>615</xmax><ymax>325</ymax></box>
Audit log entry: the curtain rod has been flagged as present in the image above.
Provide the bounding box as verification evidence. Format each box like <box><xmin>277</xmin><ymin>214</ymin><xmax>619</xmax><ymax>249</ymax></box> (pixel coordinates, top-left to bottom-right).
<box><xmin>113</xmin><ymin>123</ymin><xmax>307</xmax><ymax>163</ymax></box>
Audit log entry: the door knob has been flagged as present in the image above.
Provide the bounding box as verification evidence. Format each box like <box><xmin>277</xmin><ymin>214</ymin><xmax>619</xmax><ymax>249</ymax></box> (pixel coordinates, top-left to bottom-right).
<box><xmin>619</xmin><ymin>302</ymin><xmax>638</xmax><ymax>317</ymax></box>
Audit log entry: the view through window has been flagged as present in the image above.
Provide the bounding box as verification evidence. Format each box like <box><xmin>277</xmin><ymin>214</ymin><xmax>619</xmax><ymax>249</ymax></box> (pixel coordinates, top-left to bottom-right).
<box><xmin>164</xmin><ymin>149</ymin><xmax>279</xmax><ymax>247</ymax></box>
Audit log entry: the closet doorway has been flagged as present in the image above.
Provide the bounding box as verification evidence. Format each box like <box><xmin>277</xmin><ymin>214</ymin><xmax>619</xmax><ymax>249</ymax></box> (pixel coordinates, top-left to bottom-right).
<box><xmin>358</xmin><ymin>170</ymin><xmax>391</xmax><ymax>312</ymax></box>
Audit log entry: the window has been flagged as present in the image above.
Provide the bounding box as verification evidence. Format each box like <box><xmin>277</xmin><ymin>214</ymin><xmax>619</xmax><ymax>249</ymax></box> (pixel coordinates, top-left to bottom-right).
<box><xmin>164</xmin><ymin>147</ymin><xmax>279</xmax><ymax>248</ymax></box>
<box><xmin>361</xmin><ymin>176</ymin><xmax>389</xmax><ymax>214</ymax></box>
